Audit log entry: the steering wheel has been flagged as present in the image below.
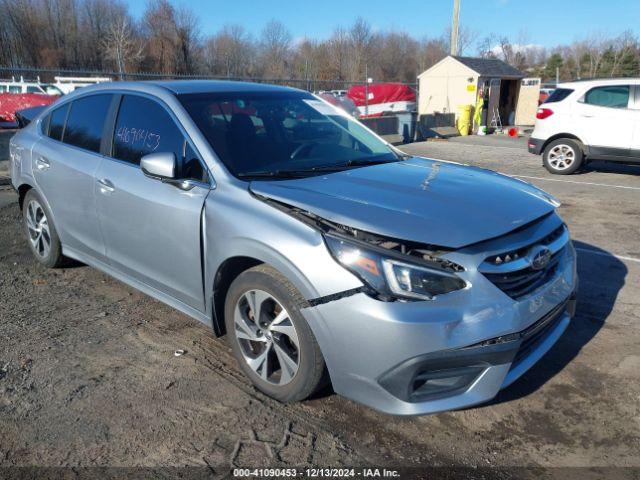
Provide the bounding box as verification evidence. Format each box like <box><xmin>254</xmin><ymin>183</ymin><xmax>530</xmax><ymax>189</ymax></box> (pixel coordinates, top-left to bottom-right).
<box><xmin>290</xmin><ymin>141</ymin><xmax>318</xmax><ymax>160</ymax></box>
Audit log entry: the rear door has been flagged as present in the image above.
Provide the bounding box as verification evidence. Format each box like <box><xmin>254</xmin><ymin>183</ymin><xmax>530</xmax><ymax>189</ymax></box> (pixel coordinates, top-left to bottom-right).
<box><xmin>95</xmin><ymin>94</ymin><xmax>210</xmax><ymax>310</ymax></box>
<box><xmin>573</xmin><ymin>84</ymin><xmax>634</xmax><ymax>157</ymax></box>
<box><xmin>32</xmin><ymin>94</ymin><xmax>113</xmax><ymax>262</ymax></box>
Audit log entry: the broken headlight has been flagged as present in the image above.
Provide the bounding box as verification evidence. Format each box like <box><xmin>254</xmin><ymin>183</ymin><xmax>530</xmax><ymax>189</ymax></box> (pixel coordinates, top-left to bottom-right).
<box><xmin>324</xmin><ymin>234</ymin><xmax>467</xmax><ymax>301</ymax></box>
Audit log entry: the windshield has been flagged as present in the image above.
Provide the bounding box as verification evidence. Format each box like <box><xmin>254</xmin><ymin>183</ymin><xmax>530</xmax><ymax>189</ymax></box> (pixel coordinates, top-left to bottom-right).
<box><xmin>178</xmin><ymin>91</ymin><xmax>400</xmax><ymax>178</ymax></box>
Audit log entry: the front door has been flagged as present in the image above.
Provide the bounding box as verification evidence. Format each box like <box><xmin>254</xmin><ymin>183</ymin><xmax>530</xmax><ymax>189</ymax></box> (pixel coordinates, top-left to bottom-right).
<box><xmin>573</xmin><ymin>84</ymin><xmax>634</xmax><ymax>157</ymax></box>
<box><xmin>95</xmin><ymin>94</ymin><xmax>211</xmax><ymax>311</ymax></box>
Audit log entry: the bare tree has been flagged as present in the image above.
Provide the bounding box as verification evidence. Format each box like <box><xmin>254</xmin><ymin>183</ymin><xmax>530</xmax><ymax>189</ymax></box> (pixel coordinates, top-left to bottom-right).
<box><xmin>102</xmin><ymin>17</ymin><xmax>143</xmax><ymax>76</ymax></box>
<box><xmin>608</xmin><ymin>30</ymin><xmax>638</xmax><ymax>77</ymax></box>
<box><xmin>347</xmin><ymin>17</ymin><xmax>373</xmax><ymax>81</ymax></box>
<box><xmin>204</xmin><ymin>24</ymin><xmax>255</xmax><ymax>77</ymax></box>
<box><xmin>143</xmin><ymin>0</ymin><xmax>179</xmax><ymax>72</ymax></box>
<box><xmin>326</xmin><ymin>27</ymin><xmax>351</xmax><ymax>80</ymax></box>
<box><xmin>259</xmin><ymin>19</ymin><xmax>292</xmax><ymax>78</ymax></box>
<box><xmin>444</xmin><ymin>25</ymin><xmax>476</xmax><ymax>56</ymax></box>
<box><xmin>377</xmin><ymin>31</ymin><xmax>419</xmax><ymax>82</ymax></box>
<box><xmin>418</xmin><ymin>37</ymin><xmax>448</xmax><ymax>72</ymax></box>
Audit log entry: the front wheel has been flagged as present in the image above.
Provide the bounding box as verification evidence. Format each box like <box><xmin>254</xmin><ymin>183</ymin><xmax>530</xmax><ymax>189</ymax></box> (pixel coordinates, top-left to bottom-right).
<box><xmin>224</xmin><ymin>265</ymin><xmax>328</xmax><ymax>403</ymax></box>
<box><xmin>543</xmin><ymin>139</ymin><xmax>584</xmax><ymax>175</ymax></box>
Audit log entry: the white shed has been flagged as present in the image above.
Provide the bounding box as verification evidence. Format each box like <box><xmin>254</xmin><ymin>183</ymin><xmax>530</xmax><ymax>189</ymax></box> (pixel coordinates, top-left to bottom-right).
<box><xmin>418</xmin><ymin>56</ymin><xmax>539</xmax><ymax>127</ymax></box>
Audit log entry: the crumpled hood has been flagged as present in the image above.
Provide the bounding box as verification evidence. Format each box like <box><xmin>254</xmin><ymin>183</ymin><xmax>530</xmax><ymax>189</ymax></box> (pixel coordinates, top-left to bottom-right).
<box><xmin>250</xmin><ymin>158</ymin><xmax>558</xmax><ymax>249</ymax></box>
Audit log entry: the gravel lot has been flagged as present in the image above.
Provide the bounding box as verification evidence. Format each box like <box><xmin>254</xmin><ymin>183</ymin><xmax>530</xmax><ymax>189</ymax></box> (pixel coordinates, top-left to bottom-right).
<box><xmin>1</xmin><ymin>133</ymin><xmax>639</xmax><ymax>477</ymax></box>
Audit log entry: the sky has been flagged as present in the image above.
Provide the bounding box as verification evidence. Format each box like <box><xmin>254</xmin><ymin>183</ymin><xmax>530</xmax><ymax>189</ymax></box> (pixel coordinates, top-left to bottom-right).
<box><xmin>126</xmin><ymin>0</ymin><xmax>639</xmax><ymax>50</ymax></box>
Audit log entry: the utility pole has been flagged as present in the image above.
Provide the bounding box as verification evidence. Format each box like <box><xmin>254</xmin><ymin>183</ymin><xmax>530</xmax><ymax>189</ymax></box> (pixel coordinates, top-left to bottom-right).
<box><xmin>450</xmin><ymin>0</ymin><xmax>460</xmax><ymax>56</ymax></box>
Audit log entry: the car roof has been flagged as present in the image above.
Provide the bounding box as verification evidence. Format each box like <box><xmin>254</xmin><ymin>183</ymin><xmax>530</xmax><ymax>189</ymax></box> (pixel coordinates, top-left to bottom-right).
<box><xmin>74</xmin><ymin>79</ymin><xmax>303</xmax><ymax>96</ymax></box>
<box><xmin>557</xmin><ymin>78</ymin><xmax>640</xmax><ymax>89</ymax></box>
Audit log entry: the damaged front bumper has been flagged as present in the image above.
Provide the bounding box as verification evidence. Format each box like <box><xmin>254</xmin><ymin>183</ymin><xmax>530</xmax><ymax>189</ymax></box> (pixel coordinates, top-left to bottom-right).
<box><xmin>301</xmin><ymin>246</ymin><xmax>577</xmax><ymax>416</ymax></box>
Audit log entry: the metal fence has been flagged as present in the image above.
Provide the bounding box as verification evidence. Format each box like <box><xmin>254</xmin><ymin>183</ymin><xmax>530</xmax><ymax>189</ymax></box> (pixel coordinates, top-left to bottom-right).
<box><xmin>0</xmin><ymin>66</ymin><xmax>417</xmax><ymax>93</ymax></box>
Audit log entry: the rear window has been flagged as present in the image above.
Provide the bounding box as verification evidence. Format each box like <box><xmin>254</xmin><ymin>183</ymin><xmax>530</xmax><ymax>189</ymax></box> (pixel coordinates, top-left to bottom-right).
<box><xmin>583</xmin><ymin>85</ymin><xmax>630</xmax><ymax>108</ymax></box>
<box><xmin>543</xmin><ymin>88</ymin><xmax>573</xmax><ymax>104</ymax></box>
<box><xmin>63</xmin><ymin>94</ymin><xmax>113</xmax><ymax>153</ymax></box>
<box><xmin>47</xmin><ymin>104</ymin><xmax>70</xmax><ymax>141</ymax></box>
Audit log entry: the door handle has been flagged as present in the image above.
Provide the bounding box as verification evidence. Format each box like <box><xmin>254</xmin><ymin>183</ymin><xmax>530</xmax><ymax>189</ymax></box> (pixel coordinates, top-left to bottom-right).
<box><xmin>97</xmin><ymin>178</ymin><xmax>115</xmax><ymax>194</ymax></box>
<box><xmin>579</xmin><ymin>114</ymin><xmax>594</xmax><ymax>118</ymax></box>
<box><xmin>35</xmin><ymin>156</ymin><xmax>50</xmax><ymax>171</ymax></box>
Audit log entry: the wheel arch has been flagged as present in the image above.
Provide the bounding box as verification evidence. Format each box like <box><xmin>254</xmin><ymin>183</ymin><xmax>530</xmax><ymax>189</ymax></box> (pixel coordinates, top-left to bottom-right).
<box><xmin>542</xmin><ymin>134</ymin><xmax>586</xmax><ymax>154</ymax></box>
<box><xmin>17</xmin><ymin>182</ymin><xmax>34</xmax><ymax>210</ymax></box>
<box><xmin>211</xmin><ymin>256</ymin><xmax>264</xmax><ymax>336</ymax></box>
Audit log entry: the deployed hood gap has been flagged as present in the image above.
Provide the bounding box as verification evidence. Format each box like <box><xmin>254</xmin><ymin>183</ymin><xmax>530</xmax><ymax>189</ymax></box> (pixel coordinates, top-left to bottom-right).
<box><xmin>258</xmin><ymin>195</ymin><xmax>465</xmax><ymax>273</ymax></box>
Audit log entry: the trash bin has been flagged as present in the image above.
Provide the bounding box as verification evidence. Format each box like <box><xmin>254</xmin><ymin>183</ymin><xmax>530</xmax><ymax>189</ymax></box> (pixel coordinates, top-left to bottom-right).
<box><xmin>396</xmin><ymin>111</ymin><xmax>417</xmax><ymax>143</ymax></box>
<box><xmin>457</xmin><ymin>104</ymin><xmax>472</xmax><ymax>136</ymax></box>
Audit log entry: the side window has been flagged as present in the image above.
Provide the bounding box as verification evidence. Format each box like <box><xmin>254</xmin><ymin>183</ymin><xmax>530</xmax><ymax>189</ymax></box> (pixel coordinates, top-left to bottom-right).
<box><xmin>48</xmin><ymin>104</ymin><xmax>70</xmax><ymax>141</ymax></box>
<box><xmin>8</xmin><ymin>86</ymin><xmax>21</xmax><ymax>93</ymax></box>
<box><xmin>543</xmin><ymin>88</ymin><xmax>573</xmax><ymax>104</ymax></box>
<box><xmin>26</xmin><ymin>86</ymin><xmax>41</xmax><ymax>94</ymax></box>
<box><xmin>0</xmin><ymin>85</ymin><xmax>6</xmax><ymax>93</ymax></box>
<box><xmin>113</xmin><ymin>95</ymin><xmax>184</xmax><ymax>166</ymax></box>
<box><xmin>583</xmin><ymin>85</ymin><xmax>630</xmax><ymax>108</ymax></box>
<box><xmin>63</xmin><ymin>94</ymin><xmax>112</xmax><ymax>153</ymax></box>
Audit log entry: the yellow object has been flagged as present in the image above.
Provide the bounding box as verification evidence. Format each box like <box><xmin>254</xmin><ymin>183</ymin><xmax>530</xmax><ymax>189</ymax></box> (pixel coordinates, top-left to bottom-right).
<box><xmin>466</xmin><ymin>84</ymin><xmax>476</xmax><ymax>92</ymax></box>
<box><xmin>473</xmin><ymin>95</ymin><xmax>484</xmax><ymax>128</ymax></box>
<box><xmin>457</xmin><ymin>104</ymin><xmax>472</xmax><ymax>136</ymax></box>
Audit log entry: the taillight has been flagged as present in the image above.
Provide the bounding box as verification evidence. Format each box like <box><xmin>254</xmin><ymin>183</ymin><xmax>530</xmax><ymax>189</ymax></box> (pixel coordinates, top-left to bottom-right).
<box><xmin>536</xmin><ymin>108</ymin><xmax>554</xmax><ymax>119</ymax></box>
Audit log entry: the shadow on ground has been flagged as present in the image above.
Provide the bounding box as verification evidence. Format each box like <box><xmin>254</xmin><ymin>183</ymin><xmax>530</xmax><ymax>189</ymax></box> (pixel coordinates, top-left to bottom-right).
<box><xmin>577</xmin><ymin>160</ymin><xmax>640</xmax><ymax>176</ymax></box>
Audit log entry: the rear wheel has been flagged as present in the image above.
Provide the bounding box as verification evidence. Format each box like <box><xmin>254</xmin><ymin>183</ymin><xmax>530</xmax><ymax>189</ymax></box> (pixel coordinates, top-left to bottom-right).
<box><xmin>543</xmin><ymin>138</ymin><xmax>584</xmax><ymax>175</ymax></box>
<box><xmin>224</xmin><ymin>265</ymin><xmax>327</xmax><ymax>402</ymax></box>
<box><xmin>22</xmin><ymin>189</ymin><xmax>67</xmax><ymax>268</ymax></box>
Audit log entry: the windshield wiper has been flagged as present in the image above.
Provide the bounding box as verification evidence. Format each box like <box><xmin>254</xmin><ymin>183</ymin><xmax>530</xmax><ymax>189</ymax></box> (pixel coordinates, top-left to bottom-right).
<box><xmin>238</xmin><ymin>170</ymin><xmax>308</xmax><ymax>179</ymax></box>
<box><xmin>237</xmin><ymin>167</ymin><xmax>343</xmax><ymax>179</ymax></box>
<box><xmin>345</xmin><ymin>158</ymin><xmax>394</xmax><ymax>167</ymax></box>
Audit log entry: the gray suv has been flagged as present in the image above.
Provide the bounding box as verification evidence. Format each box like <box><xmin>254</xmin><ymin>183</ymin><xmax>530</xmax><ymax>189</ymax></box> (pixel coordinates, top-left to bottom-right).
<box><xmin>10</xmin><ymin>81</ymin><xmax>577</xmax><ymax>415</ymax></box>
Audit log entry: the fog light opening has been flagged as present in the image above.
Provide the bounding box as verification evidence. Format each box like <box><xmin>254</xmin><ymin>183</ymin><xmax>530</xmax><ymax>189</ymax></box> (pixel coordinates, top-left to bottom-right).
<box><xmin>409</xmin><ymin>365</ymin><xmax>485</xmax><ymax>402</ymax></box>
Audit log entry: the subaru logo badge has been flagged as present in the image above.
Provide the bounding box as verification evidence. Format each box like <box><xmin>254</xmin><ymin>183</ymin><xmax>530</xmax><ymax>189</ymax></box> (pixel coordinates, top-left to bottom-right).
<box><xmin>530</xmin><ymin>246</ymin><xmax>552</xmax><ymax>270</ymax></box>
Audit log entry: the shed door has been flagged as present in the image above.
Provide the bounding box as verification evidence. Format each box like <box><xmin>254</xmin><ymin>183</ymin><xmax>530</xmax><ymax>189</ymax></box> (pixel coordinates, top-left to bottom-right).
<box><xmin>515</xmin><ymin>78</ymin><xmax>541</xmax><ymax>126</ymax></box>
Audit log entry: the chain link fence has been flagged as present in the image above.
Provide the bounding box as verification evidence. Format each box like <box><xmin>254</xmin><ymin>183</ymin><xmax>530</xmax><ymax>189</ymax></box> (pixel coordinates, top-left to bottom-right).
<box><xmin>0</xmin><ymin>66</ymin><xmax>418</xmax><ymax>93</ymax></box>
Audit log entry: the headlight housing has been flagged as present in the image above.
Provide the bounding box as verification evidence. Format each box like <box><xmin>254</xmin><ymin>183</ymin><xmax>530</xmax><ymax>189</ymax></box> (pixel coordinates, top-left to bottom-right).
<box><xmin>324</xmin><ymin>234</ymin><xmax>467</xmax><ymax>301</ymax></box>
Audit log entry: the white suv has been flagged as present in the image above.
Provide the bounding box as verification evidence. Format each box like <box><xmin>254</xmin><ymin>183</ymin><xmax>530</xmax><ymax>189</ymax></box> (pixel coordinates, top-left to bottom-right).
<box><xmin>528</xmin><ymin>78</ymin><xmax>640</xmax><ymax>174</ymax></box>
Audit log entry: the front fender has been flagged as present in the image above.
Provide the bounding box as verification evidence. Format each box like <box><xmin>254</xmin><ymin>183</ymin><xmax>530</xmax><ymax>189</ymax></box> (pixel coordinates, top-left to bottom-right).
<box><xmin>203</xmin><ymin>186</ymin><xmax>363</xmax><ymax>312</ymax></box>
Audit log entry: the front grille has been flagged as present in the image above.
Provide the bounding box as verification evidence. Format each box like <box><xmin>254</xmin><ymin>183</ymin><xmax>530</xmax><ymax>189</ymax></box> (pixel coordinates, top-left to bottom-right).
<box><xmin>510</xmin><ymin>300</ymin><xmax>567</xmax><ymax>367</ymax></box>
<box><xmin>485</xmin><ymin>224</ymin><xmax>565</xmax><ymax>267</ymax></box>
<box><xmin>484</xmin><ymin>248</ymin><xmax>563</xmax><ymax>299</ymax></box>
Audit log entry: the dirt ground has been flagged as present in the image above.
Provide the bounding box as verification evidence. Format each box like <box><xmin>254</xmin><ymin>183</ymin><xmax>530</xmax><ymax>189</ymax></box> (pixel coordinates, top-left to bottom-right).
<box><xmin>1</xmin><ymin>134</ymin><xmax>639</xmax><ymax>478</ymax></box>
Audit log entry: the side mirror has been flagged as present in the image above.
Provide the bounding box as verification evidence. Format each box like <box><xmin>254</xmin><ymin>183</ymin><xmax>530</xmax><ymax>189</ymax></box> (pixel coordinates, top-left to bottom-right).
<box><xmin>140</xmin><ymin>152</ymin><xmax>176</xmax><ymax>180</ymax></box>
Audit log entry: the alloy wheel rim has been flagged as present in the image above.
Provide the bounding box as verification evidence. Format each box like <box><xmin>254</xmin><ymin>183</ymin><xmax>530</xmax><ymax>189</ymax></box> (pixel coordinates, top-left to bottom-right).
<box><xmin>233</xmin><ymin>289</ymin><xmax>300</xmax><ymax>385</ymax></box>
<box><xmin>26</xmin><ymin>200</ymin><xmax>51</xmax><ymax>258</ymax></box>
<box><xmin>548</xmin><ymin>144</ymin><xmax>575</xmax><ymax>170</ymax></box>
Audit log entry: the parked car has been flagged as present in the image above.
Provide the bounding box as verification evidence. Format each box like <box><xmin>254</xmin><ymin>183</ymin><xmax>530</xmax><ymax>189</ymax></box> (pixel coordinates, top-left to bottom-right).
<box><xmin>529</xmin><ymin>78</ymin><xmax>640</xmax><ymax>174</ymax></box>
<box><xmin>0</xmin><ymin>77</ymin><xmax>63</xmax><ymax>96</ymax></box>
<box><xmin>0</xmin><ymin>93</ymin><xmax>58</xmax><ymax>127</ymax></box>
<box><xmin>14</xmin><ymin>105</ymin><xmax>48</xmax><ymax>128</ymax></box>
<box><xmin>53</xmin><ymin>76</ymin><xmax>112</xmax><ymax>94</ymax></box>
<box><xmin>10</xmin><ymin>81</ymin><xmax>577</xmax><ymax>415</ymax></box>
<box><xmin>315</xmin><ymin>92</ymin><xmax>359</xmax><ymax>117</ymax></box>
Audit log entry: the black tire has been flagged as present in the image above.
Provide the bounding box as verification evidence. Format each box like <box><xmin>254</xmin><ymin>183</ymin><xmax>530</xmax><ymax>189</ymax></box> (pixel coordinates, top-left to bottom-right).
<box><xmin>22</xmin><ymin>189</ymin><xmax>67</xmax><ymax>268</ymax></box>
<box><xmin>543</xmin><ymin>138</ymin><xmax>584</xmax><ymax>175</ymax></box>
<box><xmin>224</xmin><ymin>264</ymin><xmax>328</xmax><ymax>402</ymax></box>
